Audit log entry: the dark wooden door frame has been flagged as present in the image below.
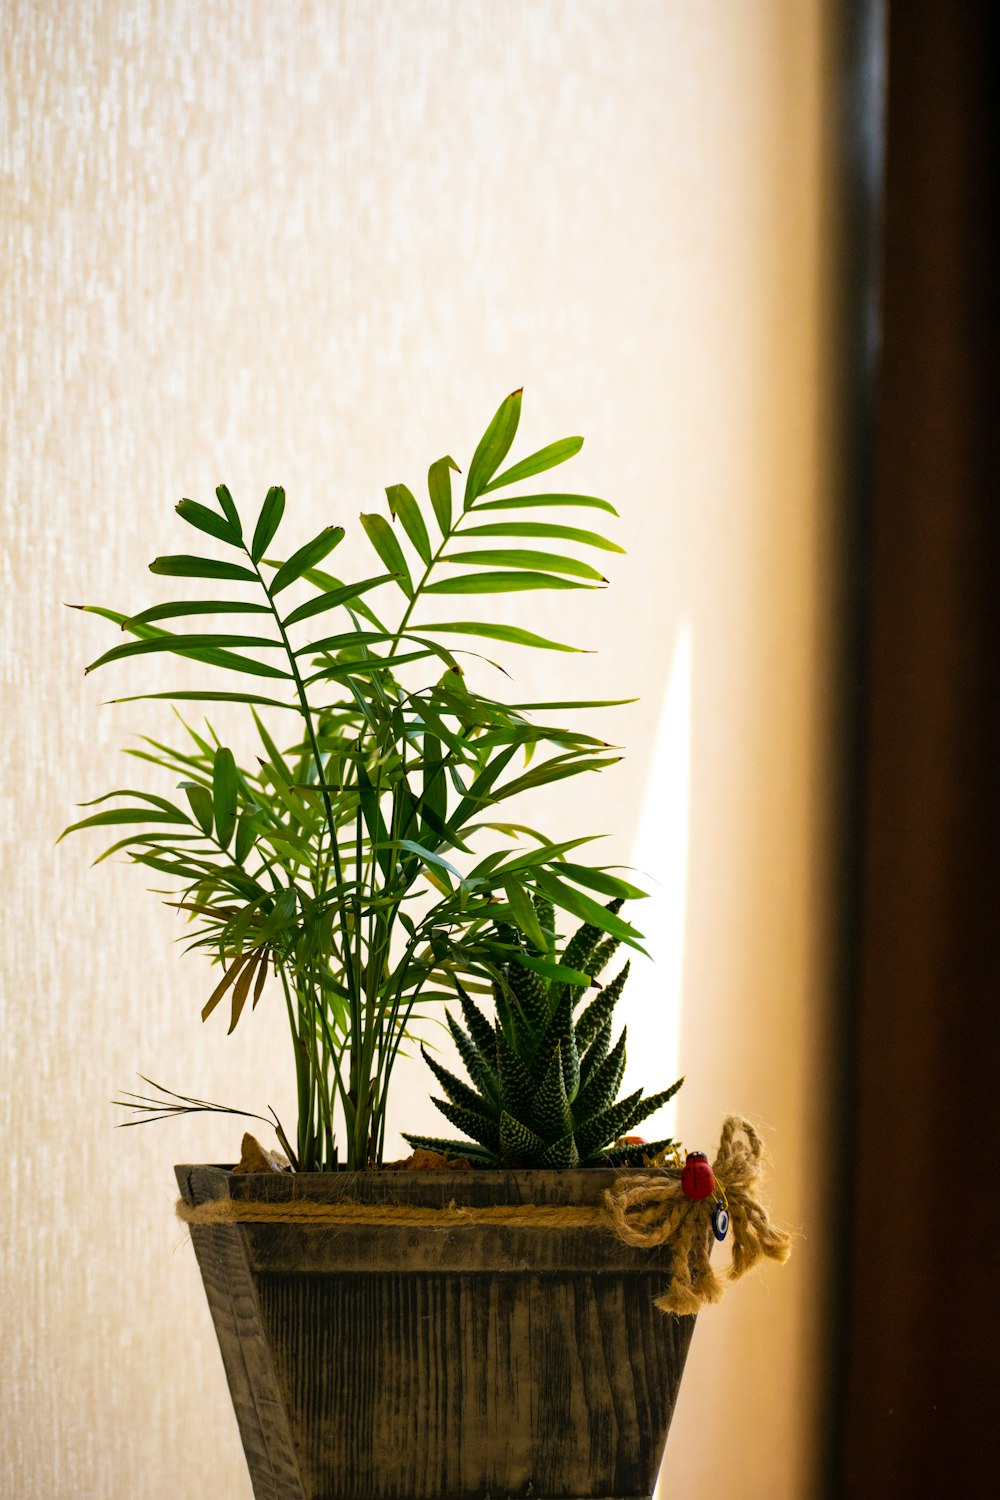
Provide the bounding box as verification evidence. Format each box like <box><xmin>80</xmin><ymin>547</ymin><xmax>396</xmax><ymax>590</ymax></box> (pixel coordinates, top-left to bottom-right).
<box><xmin>829</xmin><ymin>2</ymin><xmax>999</xmax><ymax>1493</ymax></box>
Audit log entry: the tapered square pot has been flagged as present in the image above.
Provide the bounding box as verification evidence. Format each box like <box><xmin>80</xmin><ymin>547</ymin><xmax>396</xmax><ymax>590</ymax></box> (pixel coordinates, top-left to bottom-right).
<box><xmin>176</xmin><ymin>1164</ymin><xmax>696</xmax><ymax>1500</ymax></box>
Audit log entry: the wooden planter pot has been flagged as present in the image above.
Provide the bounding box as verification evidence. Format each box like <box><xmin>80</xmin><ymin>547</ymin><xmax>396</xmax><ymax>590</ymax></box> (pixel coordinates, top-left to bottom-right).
<box><xmin>177</xmin><ymin>1164</ymin><xmax>696</xmax><ymax>1500</ymax></box>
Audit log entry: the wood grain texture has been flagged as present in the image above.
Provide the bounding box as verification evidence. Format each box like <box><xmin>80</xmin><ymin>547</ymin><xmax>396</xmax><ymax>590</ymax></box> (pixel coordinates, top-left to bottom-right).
<box><xmin>177</xmin><ymin>1166</ymin><xmax>696</xmax><ymax>1500</ymax></box>
<box><xmin>182</xmin><ymin>1218</ymin><xmax>304</xmax><ymax>1499</ymax></box>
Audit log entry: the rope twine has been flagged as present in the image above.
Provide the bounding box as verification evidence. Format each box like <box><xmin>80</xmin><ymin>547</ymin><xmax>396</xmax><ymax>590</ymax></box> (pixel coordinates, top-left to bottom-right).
<box><xmin>603</xmin><ymin>1114</ymin><xmax>792</xmax><ymax>1315</ymax></box>
<box><xmin>176</xmin><ymin>1114</ymin><xmax>790</xmax><ymax>1315</ymax></box>
<box><xmin>178</xmin><ymin>1198</ymin><xmax>602</xmax><ymax>1229</ymax></box>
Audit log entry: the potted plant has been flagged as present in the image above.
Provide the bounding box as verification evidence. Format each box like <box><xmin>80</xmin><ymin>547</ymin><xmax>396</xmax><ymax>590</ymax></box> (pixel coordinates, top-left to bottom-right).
<box><xmin>65</xmin><ymin>392</ymin><xmax>788</xmax><ymax>1500</ymax></box>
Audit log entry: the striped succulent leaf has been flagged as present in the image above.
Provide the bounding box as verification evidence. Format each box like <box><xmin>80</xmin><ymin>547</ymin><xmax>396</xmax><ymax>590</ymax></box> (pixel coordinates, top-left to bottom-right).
<box><xmin>579</xmin><ymin>1017</ymin><xmax>613</xmax><ymax>1091</ymax></box>
<box><xmin>531</xmin><ymin>1046</ymin><xmax>574</xmax><ymax>1141</ymax></box>
<box><xmin>576</xmin><ymin>962</ymin><xmax>629</xmax><ymax>1050</ymax></box>
<box><xmin>457</xmin><ymin>986</ymin><xmax>497</xmax><ymax>1064</ymax></box>
<box><xmin>505</xmin><ymin>957</ymin><xmax>549</xmax><ymax>1034</ymax></box>
<box><xmin>500</xmin><ymin>1111</ymin><xmax>547</xmax><ymax>1162</ymax></box>
<box><xmin>403</xmin><ymin>905</ymin><xmax>683</xmax><ymax>1167</ymax></box>
<box><xmin>445</xmin><ymin>1010</ymin><xmax>499</xmax><ymax>1105</ymax></box>
<box><xmin>495</xmin><ymin>1027</ymin><xmax>537</xmax><ymax>1122</ymax></box>
<box><xmin>574</xmin><ymin>1026</ymin><xmax>627</xmax><ymax>1122</ymax></box>
<box><xmin>560</xmin><ymin>900</ymin><xmax>622</xmax><ymax>978</ymax></box>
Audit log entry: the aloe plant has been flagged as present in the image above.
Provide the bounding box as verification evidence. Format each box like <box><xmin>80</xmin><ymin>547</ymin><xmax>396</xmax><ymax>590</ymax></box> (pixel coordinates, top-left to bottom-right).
<box><xmin>404</xmin><ymin>901</ymin><xmax>683</xmax><ymax>1167</ymax></box>
<box><xmin>64</xmin><ymin>391</ymin><xmax>655</xmax><ymax>1171</ymax></box>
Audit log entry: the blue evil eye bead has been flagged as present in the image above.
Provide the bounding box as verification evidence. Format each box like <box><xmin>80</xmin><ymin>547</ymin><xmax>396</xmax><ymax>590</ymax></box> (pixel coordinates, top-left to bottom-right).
<box><xmin>711</xmin><ymin>1201</ymin><xmax>730</xmax><ymax>1242</ymax></box>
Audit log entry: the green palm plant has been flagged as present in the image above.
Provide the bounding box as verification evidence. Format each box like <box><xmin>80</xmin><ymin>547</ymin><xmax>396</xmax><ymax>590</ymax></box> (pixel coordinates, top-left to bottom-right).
<box><xmin>405</xmin><ymin>900</ymin><xmax>683</xmax><ymax>1167</ymax></box>
<box><xmin>64</xmin><ymin>391</ymin><xmax>656</xmax><ymax>1171</ymax></box>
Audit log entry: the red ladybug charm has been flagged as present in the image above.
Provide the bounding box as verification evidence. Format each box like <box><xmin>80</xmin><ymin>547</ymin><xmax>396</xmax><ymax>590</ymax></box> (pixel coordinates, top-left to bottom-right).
<box><xmin>681</xmin><ymin>1151</ymin><xmax>715</xmax><ymax>1200</ymax></box>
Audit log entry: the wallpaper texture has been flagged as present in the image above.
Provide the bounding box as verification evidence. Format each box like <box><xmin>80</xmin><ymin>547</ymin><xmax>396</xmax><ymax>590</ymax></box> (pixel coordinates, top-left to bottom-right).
<box><xmin>2</xmin><ymin>3</ymin><xmax>836</xmax><ymax>1496</ymax></box>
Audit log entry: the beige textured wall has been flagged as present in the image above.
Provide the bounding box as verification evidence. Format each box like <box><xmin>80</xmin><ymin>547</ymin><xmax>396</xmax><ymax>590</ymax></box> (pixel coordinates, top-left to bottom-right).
<box><xmin>1</xmin><ymin>3</ymin><xmax>837</xmax><ymax>1497</ymax></box>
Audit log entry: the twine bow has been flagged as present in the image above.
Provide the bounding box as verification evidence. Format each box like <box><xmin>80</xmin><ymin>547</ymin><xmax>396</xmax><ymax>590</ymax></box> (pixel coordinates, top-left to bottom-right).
<box><xmin>603</xmin><ymin>1114</ymin><xmax>792</xmax><ymax>1315</ymax></box>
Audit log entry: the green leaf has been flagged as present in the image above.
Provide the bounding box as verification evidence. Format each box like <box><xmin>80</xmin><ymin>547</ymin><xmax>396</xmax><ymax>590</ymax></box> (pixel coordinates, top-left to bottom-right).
<box><xmin>215</xmin><ymin>485</ymin><xmax>243</xmax><ymax>538</ymax></box>
<box><xmin>474</xmin><ymin>723</ymin><xmax>610</xmax><ymax>753</ymax></box>
<box><xmin>281</xmin><ymin>575</ymin><xmax>394</xmax><ymax>627</ymax></box>
<box><xmin>213</xmin><ymin>747</ymin><xmax>238</xmax><ymax>850</ymax></box>
<box><xmin>488</xmin><ymin>834</ymin><xmax>600</xmax><ymax>875</ymax></box>
<box><xmin>424</xmin><ymin>571</ymin><xmax>594</xmax><ymax>595</ymax></box>
<box><xmin>420</xmin><ymin>732</ymin><xmax>448</xmax><ymax>844</ymax></box>
<box><xmin>513</xmin><ymin>952</ymin><xmax>591</xmax><ymax>988</ymax></box>
<box><xmin>505</xmin><ymin>698</ymin><xmax>635</xmax><ymax>710</ymax></box>
<box><xmin>234</xmin><ymin>812</ymin><xmax>257</xmax><ymax>865</ymax></box>
<box><xmin>107</xmin><ymin>690</ymin><xmax>295</xmax><ymax>709</ymax></box>
<box><xmin>89</xmin><ymin>830</ymin><xmax>206</xmax><ymax>866</ymax></box>
<box><xmin>85</xmin><ymin>633</ymin><xmax>280</xmax><ymax>673</ymax></box>
<box><xmin>386</xmin><ymin>484</ymin><xmax>432</xmax><ymax>566</ymax></box>
<box><xmin>257</xmin><ymin>762</ymin><xmax>323</xmax><ymax>833</ymax></box>
<box><xmin>181</xmin><ymin>781</ymin><xmax>214</xmax><ymax>835</ymax></box>
<box><xmin>356</xmin><ymin>757</ymin><xmax>392</xmax><ymax>878</ymax></box>
<box><xmin>292</xmin><ymin>627</ymin><xmax>393</xmax><ymax>657</ymax></box>
<box><xmin>250</xmin><ymin>708</ymin><xmax>295</xmax><ymax>786</ymax></box>
<box><xmin>359</xmin><ymin>514</ymin><xmax>413</xmax><ymax>597</ymax></box>
<box><xmin>306</xmin><ymin>648</ymin><xmax>434</xmax><ymax>684</ymax></box>
<box><xmin>444</xmin><ymin>549</ymin><xmax>606</xmax><ymax>582</ymax></box>
<box><xmin>533</xmin><ymin>870</ymin><xmax>646</xmax><ymax>948</ymax></box>
<box><xmin>59</xmin><ymin>807</ymin><xmax>189</xmax><ymax>839</ymax></box>
<box><xmin>394</xmin><ymin>839</ymin><xmax>462</xmax><ymax>885</ymax></box>
<box><xmin>475</xmin><ymin>493</ymin><xmax>618</xmax><ymax>517</ymax></box>
<box><xmin>465</xmin><ymin>390</ymin><xmax>522</xmax><ymax>506</ymax></box>
<box><xmin>129</xmin><ymin>850</ymin><xmax>213</xmax><ymax>879</ymax></box>
<box><xmin>415</xmin><ymin>704</ymin><xmax>477</xmax><ymax>764</ymax></box>
<box><xmin>428</xmin><ymin>456</ymin><xmax>460</xmax><ymax>535</ymax></box>
<box><xmin>461</xmin><ymin>521</ymin><xmax>624</xmax><ymax>553</ymax></box>
<box><xmin>449</xmin><ymin>742</ymin><xmax>520</xmax><ymax>829</ymax></box>
<box><xmin>139</xmin><ymin>648</ymin><xmax>288</xmax><ymax>681</ymax></box>
<box><xmin>501</xmin><ymin>878</ymin><xmax>549</xmax><ymax>952</ymax></box>
<box><xmin>298</xmin><ymin>566</ymin><xmax>387</xmax><ymax>631</ymax></box>
<box><xmin>419</xmin><ymin>622</ymin><xmax>583</xmax><ymax>653</ymax></box>
<box><xmin>64</xmin><ymin>603</ymin><xmax>135</xmax><ymax>626</ymax></box>
<box><xmin>149</xmin><ymin>555</ymin><xmax>258</xmax><ymax>582</ymax></box>
<box><xmin>555</xmin><ymin>863</ymin><xmax>648</xmax><ymax>901</ymax></box>
<box><xmin>176</xmin><ymin>500</ymin><xmax>240</xmax><ymax>545</ymax></box>
<box><xmin>492</xmin><ymin>754</ymin><xmax>621</xmax><ymax>802</ymax></box>
<box><xmin>270</xmin><ymin>527</ymin><xmax>345</xmax><ymax>595</ymax></box>
<box><xmin>257</xmin><ymin>831</ymin><xmax>311</xmax><ymax>867</ymax></box>
<box><xmin>74</xmin><ymin>787</ymin><xmax>194</xmax><ymax>815</ymax></box>
<box><xmin>481</xmin><ymin>436</ymin><xmax>583</xmax><ymax>492</ymax></box>
<box><xmin>251</xmin><ymin>486</ymin><xmax>286</xmax><ymax>562</ymax></box>
<box><xmin>127</xmin><ymin>600</ymin><xmax>272</xmax><ymax>624</ymax></box>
